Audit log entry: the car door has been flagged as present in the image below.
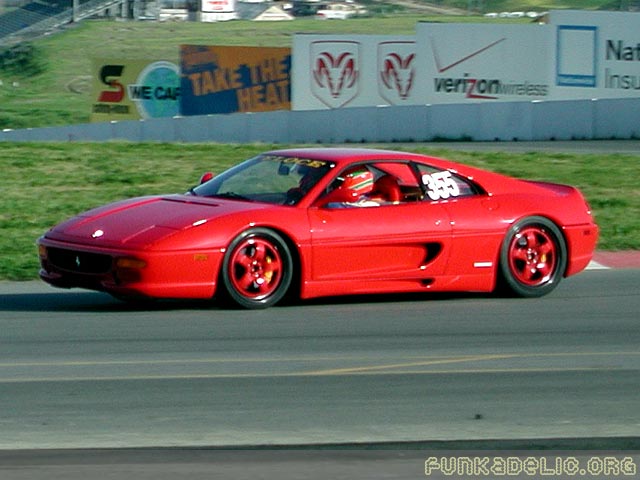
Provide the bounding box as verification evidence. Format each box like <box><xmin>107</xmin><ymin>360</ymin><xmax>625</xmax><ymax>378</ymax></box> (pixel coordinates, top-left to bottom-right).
<box><xmin>415</xmin><ymin>163</ymin><xmax>505</xmax><ymax>277</ymax></box>
<box><xmin>307</xmin><ymin>161</ymin><xmax>452</xmax><ymax>282</ymax></box>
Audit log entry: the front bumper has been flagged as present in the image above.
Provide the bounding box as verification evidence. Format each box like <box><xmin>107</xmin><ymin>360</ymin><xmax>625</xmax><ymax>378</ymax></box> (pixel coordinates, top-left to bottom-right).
<box><xmin>37</xmin><ymin>237</ymin><xmax>223</xmax><ymax>299</ymax></box>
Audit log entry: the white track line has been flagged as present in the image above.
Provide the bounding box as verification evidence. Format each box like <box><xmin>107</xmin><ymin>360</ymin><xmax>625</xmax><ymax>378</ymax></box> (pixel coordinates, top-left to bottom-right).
<box><xmin>586</xmin><ymin>260</ymin><xmax>609</xmax><ymax>270</ymax></box>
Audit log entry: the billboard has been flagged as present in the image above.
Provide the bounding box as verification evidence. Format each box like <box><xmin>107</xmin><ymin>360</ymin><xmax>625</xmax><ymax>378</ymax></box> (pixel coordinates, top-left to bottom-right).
<box><xmin>201</xmin><ymin>0</ymin><xmax>236</xmax><ymax>21</ymax></box>
<box><xmin>179</xmin><ymin>45</ymin><xmax>291</xmax><ymax>116</ymax></box>
<box><xmin>91</xmin><ymin>59</ymin><xmax>181</xmax><ymax>122</ymax></box>
<box><xmin>415</xmin><ymin>23</ymin><xmax>552</xmax><ymax>104</ymax></box>
<box><xmin>293</xmin><ymin>13</ymin><xmax>640</xmax><ymax>109</ymax></box>
<box><xmin>549</xmin><ymin>10</ymin><xmax>640</xmax><ymax>99</ymax></box>
<box><xmin>202</xmin><ymin>0</ymin><xmax>234</xmax><ymax>12</ymax></box>
<box><xmin>292</xmin><ymin>35</ymin><xmax>417</xmax><ymax>110</ymax></box>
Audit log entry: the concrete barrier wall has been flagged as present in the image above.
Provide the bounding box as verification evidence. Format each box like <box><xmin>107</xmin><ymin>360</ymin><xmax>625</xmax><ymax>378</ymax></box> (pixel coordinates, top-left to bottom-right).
<box><xmin>2</xmin><ymin>98</ymin><xmax>639</xmax><ymax>143</ymax></box>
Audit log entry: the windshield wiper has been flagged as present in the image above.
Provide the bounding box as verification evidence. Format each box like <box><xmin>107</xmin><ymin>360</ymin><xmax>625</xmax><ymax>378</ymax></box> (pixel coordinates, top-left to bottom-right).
<box><xmin>212</xmin><ymin>192</ymin><xmax>252</xmax><ymax>201</ymax></box>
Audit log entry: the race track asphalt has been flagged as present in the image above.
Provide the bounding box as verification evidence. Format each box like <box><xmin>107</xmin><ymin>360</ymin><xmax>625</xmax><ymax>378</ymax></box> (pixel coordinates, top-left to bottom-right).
<box><xmin>1</xmin><ymin>265</ymin><xmax>639</xmax><ymax>478</ymax></box>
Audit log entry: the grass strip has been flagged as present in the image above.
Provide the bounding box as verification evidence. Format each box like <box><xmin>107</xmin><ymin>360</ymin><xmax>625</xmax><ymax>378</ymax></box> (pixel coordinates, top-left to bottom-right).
<box><xmin>1</xmin><ymin>142</ymin><xmax>636</xmax><ymax>280</ymax></box>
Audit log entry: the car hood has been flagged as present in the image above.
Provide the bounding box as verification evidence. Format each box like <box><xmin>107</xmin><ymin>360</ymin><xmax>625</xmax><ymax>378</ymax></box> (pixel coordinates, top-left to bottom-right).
<box><xmin>44</xmin><ymin>195</ymin><xmax>263</xmax><ymax>249</ymax></box>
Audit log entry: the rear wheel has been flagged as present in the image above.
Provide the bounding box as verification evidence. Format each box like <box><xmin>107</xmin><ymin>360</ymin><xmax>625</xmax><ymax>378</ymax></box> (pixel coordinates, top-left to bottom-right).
<box><xmin>220</xmin><ymin>228</ymin><xmax>293</xmax><ymax>309</ymax></box>
<box><xmin>498</xmin><ymin>216</ymin><xmax>567</xmax><ymax>298</ymax></box>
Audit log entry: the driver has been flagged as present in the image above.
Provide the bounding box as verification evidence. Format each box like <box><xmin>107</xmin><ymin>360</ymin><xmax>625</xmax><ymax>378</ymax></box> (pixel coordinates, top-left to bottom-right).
<box><xmin>328</xmin><ymin>166</ymin><xmax>380</xmax><ymax>207</ymax></box>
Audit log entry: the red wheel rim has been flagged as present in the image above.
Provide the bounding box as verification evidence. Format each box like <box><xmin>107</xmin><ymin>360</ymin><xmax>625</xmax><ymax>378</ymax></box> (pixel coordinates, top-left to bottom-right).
<box><xmin>508</xmin><ymin>226</ymin><xmax>558</xmax><ymax>287</ymax></box>
<box><xmin>228</xmin><ymin>237</ymin><xmax>283</xmax><ymax>299</ymax></box>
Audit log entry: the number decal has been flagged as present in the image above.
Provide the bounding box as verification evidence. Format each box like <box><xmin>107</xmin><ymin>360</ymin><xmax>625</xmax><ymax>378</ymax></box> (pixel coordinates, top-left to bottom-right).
<box><xmin>422</xmin><ymin>171</ymin><xmax>460</xmax><ymax>200</ymax></box>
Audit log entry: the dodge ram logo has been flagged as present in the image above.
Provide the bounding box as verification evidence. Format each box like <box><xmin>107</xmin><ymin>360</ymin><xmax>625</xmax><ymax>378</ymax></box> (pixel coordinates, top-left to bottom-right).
<box><xmin>311</xmin><ymin>41</ymin><xmax>360</xmax><ymax>108</ymax></box>
<box><xmin>378</xmin><ymin>41</ymin><xmax>416</xmax><ymax>104</ymax></box>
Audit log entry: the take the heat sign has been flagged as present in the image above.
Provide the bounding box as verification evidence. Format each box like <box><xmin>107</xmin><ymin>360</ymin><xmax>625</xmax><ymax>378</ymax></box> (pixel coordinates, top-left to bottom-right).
<box><xmin>293</xmin><ymin>35</ymin><xmax>417</xmax><ymax>110</ymax></box>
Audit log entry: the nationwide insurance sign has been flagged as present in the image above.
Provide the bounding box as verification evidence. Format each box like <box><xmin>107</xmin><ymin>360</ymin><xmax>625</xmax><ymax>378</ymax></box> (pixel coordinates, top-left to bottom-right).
<box><xmin>549</xmin><ymin>10</ymin><xmax>640</xmax><ymax>99</ymax></box>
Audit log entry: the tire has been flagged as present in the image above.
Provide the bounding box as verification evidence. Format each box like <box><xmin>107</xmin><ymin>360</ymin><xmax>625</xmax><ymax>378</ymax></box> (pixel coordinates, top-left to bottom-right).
<box><xmin>220</xmin><ymin>228</ymin><xmax>293</xmax><ymax>309</ymax></box>
<box><xmin>498</xmin><ymin>216</ymin><xmax>567</xmax><ymax>298</ymax></box>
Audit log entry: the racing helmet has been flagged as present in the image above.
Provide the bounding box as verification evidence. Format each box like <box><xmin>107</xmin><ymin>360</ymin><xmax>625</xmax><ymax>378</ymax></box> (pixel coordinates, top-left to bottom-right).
<box><xmin>339</xmin><ymin>167</ymin><xmax>374</xmax><ymax>196</ymax></box>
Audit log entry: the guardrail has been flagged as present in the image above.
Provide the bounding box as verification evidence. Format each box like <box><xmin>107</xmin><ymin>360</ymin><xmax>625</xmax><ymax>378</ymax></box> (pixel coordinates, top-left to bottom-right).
<box><xmin>1</xmin><ymin>97</ymin><xmax>639</xmax><ymax>143</ymax></box>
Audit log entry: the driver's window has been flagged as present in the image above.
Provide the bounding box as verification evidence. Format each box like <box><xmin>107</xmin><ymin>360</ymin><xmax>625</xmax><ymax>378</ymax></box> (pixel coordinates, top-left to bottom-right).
<box><xmin>320</xmin><ymin>162</ymin><xmax>415</xmax><ymax>208</ymax></box>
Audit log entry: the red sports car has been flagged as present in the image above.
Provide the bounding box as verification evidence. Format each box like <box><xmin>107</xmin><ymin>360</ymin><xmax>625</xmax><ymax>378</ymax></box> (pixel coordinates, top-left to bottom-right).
<box><xmin>38</xmin><ymin>148</ymin><xmax>598</xmax><ymax>309</ymax></box>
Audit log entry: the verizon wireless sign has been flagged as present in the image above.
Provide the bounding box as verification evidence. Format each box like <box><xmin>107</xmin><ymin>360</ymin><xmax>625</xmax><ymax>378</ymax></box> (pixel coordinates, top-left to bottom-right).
<box><xmin>415</xmin><ymin>23</ymin><xmax>552</xmax><ymax>104</ymax></box>
<box><xmin>292</xmin><ymin>35</ymin><xmax>417</xmax><ymax>110</ymax></box>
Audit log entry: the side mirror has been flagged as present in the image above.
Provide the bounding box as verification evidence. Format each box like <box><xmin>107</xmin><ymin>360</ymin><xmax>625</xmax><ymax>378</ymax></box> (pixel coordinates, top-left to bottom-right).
<box><xmin>277</xmin><ymin>164</ymin><xmax>291</xmax><ymax>176</ymax></box>
<box><xmin>199</xmin><ymin>172</ymin><xmax>214</xmax><ymax>184</ymax></box>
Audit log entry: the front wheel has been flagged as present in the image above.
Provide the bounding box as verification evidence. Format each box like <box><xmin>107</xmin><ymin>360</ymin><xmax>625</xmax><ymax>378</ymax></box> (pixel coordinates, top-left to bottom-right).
<box><xmin>498</xmin><ymin>216</ymin><xmax>567</xmax><ymax>298</ymax></box>
<box><xmin>220</xmin><ymin>228</ymin><xmax>293</xmax><ymax>309</ymax></box>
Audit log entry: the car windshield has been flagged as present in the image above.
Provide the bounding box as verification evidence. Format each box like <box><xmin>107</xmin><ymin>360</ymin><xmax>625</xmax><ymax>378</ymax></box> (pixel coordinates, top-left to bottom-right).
<box><xmin>190</xmin><ymin>154</ymin><xmax>335</xmax><ymax>205</ymax></box>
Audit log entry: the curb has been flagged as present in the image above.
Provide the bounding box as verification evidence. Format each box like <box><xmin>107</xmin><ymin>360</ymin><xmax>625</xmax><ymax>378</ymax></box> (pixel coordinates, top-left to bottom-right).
<box><xmin>591</xmin><ymin>251</ymin><xmax>640</xmax><ymax>270</ymax></box>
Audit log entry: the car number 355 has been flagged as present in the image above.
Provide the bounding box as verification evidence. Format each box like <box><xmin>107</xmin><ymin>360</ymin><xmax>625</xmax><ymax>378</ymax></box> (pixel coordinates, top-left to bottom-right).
<box><xmin>423</xmin><ymin>171</ymin><xmax>460</xmax><ymax>200</ymax></box>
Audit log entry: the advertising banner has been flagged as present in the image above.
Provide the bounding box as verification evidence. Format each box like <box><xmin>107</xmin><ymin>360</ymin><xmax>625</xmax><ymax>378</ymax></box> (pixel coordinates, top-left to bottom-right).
<box><xmin>91</xmin><ymin>59</ymin><xmax>181</xmax><ymax>122</ymax></box>
<box><xmin>415</xmin><ymin>23</ymin><xmax>553</xmax><ymax>104</ymax></box>
<box><xmin>292</xmin><ymin>34</ymin><xmax>417</xmax><ymax>110</ymax></box>
<box><xmin>201</xmin><ymin>0</ymin><xmax>236</xmax><ymax>21</ymax></box>
<box><xmin>202</xmin><ymin>0</ymin><xmax>235</xmax><ymax>12</ymax></box>
<box><xmin>549</xmin><ymin>10</ymin><xmax>640</xmax><ymax>99</ymax></box>
<box><xmin>179</xmin><ymin>45</ymin><xmax>291</xmax><ymax>116</ymax></box>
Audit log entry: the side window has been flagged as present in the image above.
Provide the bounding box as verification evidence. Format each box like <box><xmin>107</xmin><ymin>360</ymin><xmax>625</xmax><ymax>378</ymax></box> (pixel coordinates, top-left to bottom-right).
<box><xmin>318</xmin><ymin>161</ymin><xmax>419</xmax><ymax>208</ymax></box>
<box><xmin>417</xmin><ymin>165</ymin><xmax>478</xmax><ymax>201</ymax></box>
<box><xmin>369</xmin><ymin>162</ymin><xmax>423</xmax><ymax>202</ymax></box>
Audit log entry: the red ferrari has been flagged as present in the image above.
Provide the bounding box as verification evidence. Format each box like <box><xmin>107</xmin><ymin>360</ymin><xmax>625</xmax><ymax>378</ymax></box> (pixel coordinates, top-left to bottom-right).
<box><xmin>38</xmin><ymin>148</ymin><xmax>598</xmax><ymax>309</ymax></box>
